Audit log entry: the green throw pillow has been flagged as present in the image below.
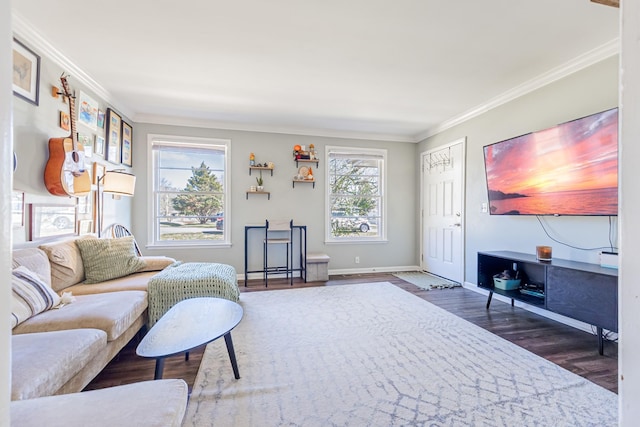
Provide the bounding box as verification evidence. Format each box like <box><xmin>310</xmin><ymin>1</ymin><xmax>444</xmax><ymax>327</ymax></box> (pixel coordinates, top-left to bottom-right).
<box><xmin>76</xmin><ymin>236</ymin><xmax>146</xmax><ymax>284</ymax></box>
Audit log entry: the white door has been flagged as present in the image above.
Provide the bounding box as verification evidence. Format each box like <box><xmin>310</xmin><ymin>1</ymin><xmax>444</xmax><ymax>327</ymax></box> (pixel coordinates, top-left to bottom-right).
<box><xmin>421</xmin><ymin>139</ymin><xmax>465</xmax><ymax>283</ymax></box>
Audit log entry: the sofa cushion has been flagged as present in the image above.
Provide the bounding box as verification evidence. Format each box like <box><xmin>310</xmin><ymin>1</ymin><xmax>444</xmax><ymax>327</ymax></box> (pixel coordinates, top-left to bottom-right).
<box><xmin>11</xmin><ymin>266</ymin><xmax>61</xmax><ymax>328</ymax></box>
<box><xmin>12</xmin><ymin>329</ymin><xmax>107</xmax><ymax>400</ymax></box>
<box><xmin>64</xmin><ymin>271</ymin><xmax>158</xmax><ymax>296</ymax></box>
<box><xmin>137</xmin><ymin>255</ymin><xmax>177</xmax><ymax>272</ymax></box>
<box><xmin>12</xmin><ymin>247</ymin><xmax>51</xmax><ymax>287</ymax></box>
<box><xmin>76</xmin><ymin>236</ymin><xmax>146</xmax><ymax>283</ymax></box>
<box><xmin>10</xmin><ymin>379</ymin><xmax>188</xmax><ymax>427</ymax></box>
<box><xmin>39</xmin><ymin>237</ymin><xmax>93</xmax><ymax>292</ymax></box>
<box><xmin>12</xmin><ymin>291</ymin><xmax>147</xmax><ymax>342</ymax></box>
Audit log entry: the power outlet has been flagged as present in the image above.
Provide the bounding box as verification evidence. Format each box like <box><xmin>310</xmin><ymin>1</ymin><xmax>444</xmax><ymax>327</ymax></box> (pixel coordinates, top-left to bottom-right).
<box><xmin>355</xmin><ymin>256</ymin><xmax>360</xmax><ymax>264</ymax></box>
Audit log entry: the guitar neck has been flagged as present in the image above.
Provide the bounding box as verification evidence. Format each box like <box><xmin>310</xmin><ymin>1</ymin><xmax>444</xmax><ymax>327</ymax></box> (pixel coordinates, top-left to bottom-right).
<box><xmin>69</xmin><ymin>93</ymin><xmax>78</xmax><ymax>148</ymax></box>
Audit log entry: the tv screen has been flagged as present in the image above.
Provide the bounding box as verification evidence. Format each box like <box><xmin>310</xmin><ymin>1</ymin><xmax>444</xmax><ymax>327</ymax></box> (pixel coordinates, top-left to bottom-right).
<box><xmin>483</xmin><ymin>108</ymin><xmax>618</xmax><ymax>216</ymax></box>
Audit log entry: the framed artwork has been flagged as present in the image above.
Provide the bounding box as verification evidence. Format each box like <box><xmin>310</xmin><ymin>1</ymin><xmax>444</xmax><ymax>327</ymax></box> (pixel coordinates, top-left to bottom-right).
<box><xmin>29</xmin><ymin>204</ymin><xmax>77</xmax><ymax>241</ymax></box>
<box><xmin>78</xmin><ymin>219</ymin><xmax>93</xmax><ymax>235</ymax></box>
<box><xmin>77</xmin><ymin>91</ymin><xmax>99</xmax><ymax>130</ymax></box>
<box><xmin>60</xmin><ymin>111</ymin><xmax>70</xmax><ymax>131</ymax></box>
<box><xmin>78</xmin><ymin>132</ymin><xmax>93</xmax><ymax>157</ymax></box>
<box><xmin>97</xmin><ymin>109</ymin><xmax>105</xmax><ymax>129</ymax></box>
<box><xmin>12</xmin><ymin>38</ymin><xmax>40</xmax><ymax>106</ymax></box>
<box><xmin>95</xmin><ymin>135</ymin><xmax>105</xmax><ymax>156</ymax></box>
<box><xmin>121</xmin><ymin>121</ymin><xmax>133</xmax><ymax>167</ymax></box>
<box><xmin>12</xmin><ymin>191</ymin><xmax>24</xmax><ymax>228</ymax></box>
<box><xmin>105</xmin><ymin>108</ymin><xmax>122</xmax><ymax>164</ymax></box>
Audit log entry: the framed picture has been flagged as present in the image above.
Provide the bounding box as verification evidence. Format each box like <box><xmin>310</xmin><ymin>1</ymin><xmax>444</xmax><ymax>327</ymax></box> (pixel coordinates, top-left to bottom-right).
<box><xmin>12</xmin><ymin>38</ymin><xmax>40</xmax><ymax>106</ymax></box>
<box><xmin>97</xmin><ymin>109</ymin><xmax>105</xmax><ymax>129</ymax></box>
<box><xmin>78</xmin><ymin>132</ymin><xmax>93</xmax><ymax>157</ymax></box>
<box><xmin>78</xmin><ymin>219</ymin><xmax>93</xmax><ymax>235</ymax></box>
<box><xmin>12</xmin><ymin>191</ymin><xmax>24</xmax><ymax>228</ymax></box>
<box><xmin>77</xmin><ymin>91</ymin><xmax>99</xmax><ymax>130</ymax></box>
<box><xmin>105</xmin><ymin>108</ymin><xmax>122</xmax><ymax>164</ymax></box>
<box><xmin>60</xmin><ymin>111</ymin><xmax>70</xmax><ymax>131</ymax></box>
<box><xmin>95</xmin><ymin>135</ymin><xmax>105</xmax><ymax>156</ymax></box>
<box><xmin>29</xmin><ymin>204</ymin><xmax>77</xmax><ymax>241</ymax></box>
<box><xmin>121</xmin><ymin>121</ymin><xmax>133</xmax><ymax>167</ymax></box>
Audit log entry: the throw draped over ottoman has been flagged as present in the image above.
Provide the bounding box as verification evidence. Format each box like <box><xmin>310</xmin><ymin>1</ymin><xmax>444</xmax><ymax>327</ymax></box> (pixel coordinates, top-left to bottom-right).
<box><xmin>147</xmin><ymin>262</ymin><xmax>240</xmax><ymax>327</ymax></box>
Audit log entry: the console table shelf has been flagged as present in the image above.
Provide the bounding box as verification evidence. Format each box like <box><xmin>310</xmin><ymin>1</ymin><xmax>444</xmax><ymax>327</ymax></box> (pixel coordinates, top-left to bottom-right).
<box><xmin>478</xmin><ymin>251</ymin><xmax>617</xmax><ymax>355</ymax></box>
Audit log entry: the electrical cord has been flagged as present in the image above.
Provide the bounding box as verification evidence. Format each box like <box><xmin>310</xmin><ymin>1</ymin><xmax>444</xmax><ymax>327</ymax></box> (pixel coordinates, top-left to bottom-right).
<box><xmin>536</xmin><ymin>216</ymin><xmax>618</xmax><ymax>252</ymax></box>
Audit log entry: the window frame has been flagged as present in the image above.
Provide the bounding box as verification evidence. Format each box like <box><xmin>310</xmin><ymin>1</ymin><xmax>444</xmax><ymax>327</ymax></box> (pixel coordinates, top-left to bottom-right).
<box><xmin>325</xmin><ymin>145</ymin><xmax>387</xmax><ymax>243</ymax></box>
<box><xmin>147</xmin><ymin>134</ymin><xmax>231</xmax><ymax>248</ymax></box>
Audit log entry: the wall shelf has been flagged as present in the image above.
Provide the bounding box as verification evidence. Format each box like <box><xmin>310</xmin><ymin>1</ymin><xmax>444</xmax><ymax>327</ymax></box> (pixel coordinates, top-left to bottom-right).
<box><xmin>294</xmin><ymin>159</ymin><xmax>319</xmax><ymax>167</ymax></box>
<box><xmin>249</xmin><ymin>166</ymin><xmax>274</xmax><ymax>176</ymax></box>
<box><xmin>292</xmin><ymin>179</ymin><xmax>315</xmax><ymax>188</ymax></box>
<box><xmin>246</xmin><ymin>191</ymin><xmax>271</xmax><ymax>200</ymax></box>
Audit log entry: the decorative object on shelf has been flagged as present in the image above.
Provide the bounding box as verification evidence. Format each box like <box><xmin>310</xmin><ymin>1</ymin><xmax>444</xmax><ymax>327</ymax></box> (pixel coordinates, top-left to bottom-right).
<box><xmin>12</xmin><ymin>38</ymin><xmax>40</xmax><ymax>106</ymax></box>
<box><xmin>309</xmin><ymin>144</ymin><xmax>316</xmax><ymax>160</ymax></box>
<box><xmin>250</xmin><ymin>152</ymin><xmax>255</xmax><ymax>166</ymax></box>
<box><xmin>307</xmin><ymin>166</ymin><xmax>313</xmax><ymax>180</ymax></box>
<box><xmin>536</xmin><ymin>245</ymin><xmax>552</xmax><ymax>261</ymax></box>
<box><xmin>105</xmin><ymin>108</ymin><xmax>122</xmax><ymax>164</ymax></box>
<box><xmin>256</xmin><ymin>172</ymin><xmax>264</xmax><ymax>191</ymax></box>
<box><xmin>44</xmin><ymin>74</ymin><xmax>91</xmax><ymax>197</ymax></box>
<box><xmin>298</xmin><ymin>166</ymin><xmax>310</xmax><ymax>179</ymax></box>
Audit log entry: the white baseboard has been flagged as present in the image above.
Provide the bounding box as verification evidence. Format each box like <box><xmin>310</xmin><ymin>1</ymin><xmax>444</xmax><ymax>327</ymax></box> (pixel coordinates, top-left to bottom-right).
<box><xmin>238</xmin><ymin>265</ymin><xmax>420</xmax><ymax>282</ymax></box>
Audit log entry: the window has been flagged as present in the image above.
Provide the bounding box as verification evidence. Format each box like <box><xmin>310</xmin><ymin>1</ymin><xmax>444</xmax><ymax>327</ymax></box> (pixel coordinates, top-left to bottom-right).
<box><xmin>326</xmin><ymin>146</ymin><xmax>386</xmax><ymax>242</ymax></box>
<box><xmin>150</xmin><ymin>135</ymin><xmax>230</xmax><ymax>246</ymax></box>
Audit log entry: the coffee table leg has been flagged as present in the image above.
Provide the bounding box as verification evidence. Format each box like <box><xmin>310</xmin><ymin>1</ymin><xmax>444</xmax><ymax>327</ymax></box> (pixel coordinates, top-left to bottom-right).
<box><xmin>154</xmin><ymin>357</ymin><xmax>165</xmax><ymax>380</ymax></box>
<box><xmin>224</xmin><ymin>332</ymin><xmax>240</xmax><ymax>379</ymax></box>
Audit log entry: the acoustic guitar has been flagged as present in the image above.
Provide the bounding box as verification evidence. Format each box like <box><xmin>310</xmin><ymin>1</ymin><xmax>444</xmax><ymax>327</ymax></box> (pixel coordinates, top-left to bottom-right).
<box><xmin>44</xmin><ymin>74</ymin><xmax>91</xmax><ymax>197</ymax></box>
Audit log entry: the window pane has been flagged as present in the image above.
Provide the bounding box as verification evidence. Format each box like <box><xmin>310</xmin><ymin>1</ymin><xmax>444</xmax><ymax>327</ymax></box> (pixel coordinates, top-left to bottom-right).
<box><xmin>152</xmin><ymin>139</ymin><xmax>228</xmax><ymax>245</ymax></box>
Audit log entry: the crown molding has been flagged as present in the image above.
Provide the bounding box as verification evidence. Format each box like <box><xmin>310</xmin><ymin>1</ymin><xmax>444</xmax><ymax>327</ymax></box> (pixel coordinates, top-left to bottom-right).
<box><xmin>11</xmin><ymin>12</ymin><xmax>133</xmax><ymax>118</ymax></box>
<box><xmin>134</xmin><ymin>113</ymin><xmax>415</xmax><ymax>143</ymax></box>
<box><xmin>413</xmin><ymin>38</ymin><xmax>620</xmax><ymax>142</ymax></box>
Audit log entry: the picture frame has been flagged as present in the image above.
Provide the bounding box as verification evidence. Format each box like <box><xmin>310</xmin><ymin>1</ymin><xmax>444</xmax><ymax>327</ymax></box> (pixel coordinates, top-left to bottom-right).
<box><xmin>92</xmin><ymin>162</ymin><xmax>106</xmax><ymax>185</ymax></box>
<box><xmin>97</xmin><ymin>109</ymin><xmax>105</xmax><ymax>129</ymax></box>
<box><xmin>12</xmin><ymin>38</ymin><xmax>40</xmax><ymax>106</ymax></box>
<box><xmin>60</xmin><ymin>111</ymin><xmax>70</xmax><ymax>131</ymax></box>
<box><xmin>12</xmin><ymin>191</ymin><xmax>24</xmax><ymax>228</ymax></box>
<box><xmin>105</xmin><ymin>108</ymin><xmax>122</xmax><ymax>164</ymax></box>
<box><xmin>78</xmin><ymin>132</ymin><xmax>93</xmax><ymax>158</ymax></box>
<box><xmin>29</xmin><ymin>204</ymin><xmax>77</xmax><ymax>241</ymax></box>
<box><xmin>121</xmin><ymin>121</ymin><xmax>133</xmax><ymax>167</ymax></box>
<box><xmin>95</xmin><ymin>135</ymin><xmax>105</xmax><ymax>156</ymax></box>
<box><xmin>77</xmin><ymin>91</ymin><xmax>99</xmax><ymax>130</ymax></box>
<box><xmin>78</xmin><ymin>219</ymin><xmax>93</xmax><ymax>235</ymax></box>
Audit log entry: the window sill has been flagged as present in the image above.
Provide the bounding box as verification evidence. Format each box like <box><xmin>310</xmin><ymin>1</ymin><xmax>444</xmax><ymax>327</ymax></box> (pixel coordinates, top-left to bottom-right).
<box><xmin>145</xmin><ymin>242</ymin><xmax>232</xmax><ymax>250</ymax></box>
<box><xmin>325</xmin><ymin>239</ymin><xmax>388</xmax><ymax>245</ymax></box>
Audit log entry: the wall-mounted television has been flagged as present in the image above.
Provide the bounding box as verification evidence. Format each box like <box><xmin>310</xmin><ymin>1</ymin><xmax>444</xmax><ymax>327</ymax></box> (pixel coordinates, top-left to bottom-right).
<box><xmin>483</xmin><ymin>107</ymin><xmax>618</xmax><ymax>216</ymax></box>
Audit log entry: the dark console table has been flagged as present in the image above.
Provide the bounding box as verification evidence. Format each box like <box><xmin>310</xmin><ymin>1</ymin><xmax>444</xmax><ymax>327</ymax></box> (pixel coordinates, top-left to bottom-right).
<box><xmin>478</xmin><ymin>251</ymin><xmax>618</xmax><ymax>355</ymax></box>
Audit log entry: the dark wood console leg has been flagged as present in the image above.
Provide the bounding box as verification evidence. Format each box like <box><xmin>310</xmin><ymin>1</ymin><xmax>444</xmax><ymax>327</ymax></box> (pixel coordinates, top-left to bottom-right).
<box><xmin>597</xmin><ymin>326</ymin><xmax>604</xmax><ymax>355</ymax></box>
<box><xmin>486</xmin><ymin>291</ymin><xmax>493</xmax><ymax>309</ymax></box>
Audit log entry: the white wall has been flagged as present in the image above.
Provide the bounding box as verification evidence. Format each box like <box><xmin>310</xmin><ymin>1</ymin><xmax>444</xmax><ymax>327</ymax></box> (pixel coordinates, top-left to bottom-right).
<box><xmin>2</xmin><ymin>1</ymin><xmax>13</xmax><ymax>423</ymax></box>
<box><xmin>619</xmin><ymin>0</ymin><xmax>640</xmax><ymax>423</ymax></box>
<box><xmin>132</xmin><ymin>123</ymin><xmax>418</xmax><ymax>275</ymax></box>
<box><xmin>417</xmin><ymin>56</ymin><xmax>619</xmax><ymax>285</ymax></box>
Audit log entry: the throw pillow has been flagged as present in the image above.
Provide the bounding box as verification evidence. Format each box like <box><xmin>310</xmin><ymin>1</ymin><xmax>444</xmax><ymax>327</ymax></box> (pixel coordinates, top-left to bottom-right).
<box><xmin>137</xmin><ymin>256</ymin><xmax>177</xmax><ymax>272</ymax></box>
<box><xmin>11</xmin><ymin>266</ymin><xmax>61</xmax><ymax>328</ymax></box>
<box><xmin>76</xmin><ymin>236</ymin><xmax>146</xmax><ymax>284</ymax></box>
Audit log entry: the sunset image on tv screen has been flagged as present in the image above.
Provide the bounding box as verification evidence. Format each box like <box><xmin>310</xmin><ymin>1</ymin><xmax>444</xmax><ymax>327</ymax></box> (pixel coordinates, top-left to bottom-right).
<box><xmin>483</xmin><ymin>108</ymin><xmax>618</xmax><ymax>216</ymax></box>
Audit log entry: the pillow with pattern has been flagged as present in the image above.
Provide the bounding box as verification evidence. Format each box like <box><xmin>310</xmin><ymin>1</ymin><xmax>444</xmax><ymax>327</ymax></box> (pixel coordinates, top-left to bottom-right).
<box><xmin>11</xmin><ymin>266</ymin><xmax>61</xmax><ymax>328</ymax></box>
<box><xmin>76</xmin><ymin>236</ymin><xmax>146</xmax><ymax>284</ymax></box>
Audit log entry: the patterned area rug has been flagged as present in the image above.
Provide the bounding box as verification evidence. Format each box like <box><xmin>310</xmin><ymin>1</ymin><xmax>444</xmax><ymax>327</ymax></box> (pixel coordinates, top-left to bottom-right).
<box><xmin>392</xmin><ymin>271</ymin><xmax>461</xmax><ymax>290</ymax></box>
<box><xmin>185</xmin><ymin>283</ymin><xmax>617</xmax><ymax>426</ymax></box>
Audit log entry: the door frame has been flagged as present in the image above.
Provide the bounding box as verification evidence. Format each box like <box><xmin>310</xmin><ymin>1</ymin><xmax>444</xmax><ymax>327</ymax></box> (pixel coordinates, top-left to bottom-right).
<box><xmin>419</xmin><ymin>137</ymin><xmax>467</xmax><ymax>282</ymax></box>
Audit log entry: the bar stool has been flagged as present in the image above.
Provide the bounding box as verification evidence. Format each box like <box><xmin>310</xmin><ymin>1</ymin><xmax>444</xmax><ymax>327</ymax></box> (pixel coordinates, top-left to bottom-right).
<box><xmin>263</xmin><ymin>219</ymin><xmax>293</xmax><ymax>286</ymax></box>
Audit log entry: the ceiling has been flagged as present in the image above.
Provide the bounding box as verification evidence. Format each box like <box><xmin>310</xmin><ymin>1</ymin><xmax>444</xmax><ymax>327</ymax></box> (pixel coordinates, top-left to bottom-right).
<box><xmin>11</xmin><ymin>1</ymin><xmax>619</xmax><ymax>142</ymax></box>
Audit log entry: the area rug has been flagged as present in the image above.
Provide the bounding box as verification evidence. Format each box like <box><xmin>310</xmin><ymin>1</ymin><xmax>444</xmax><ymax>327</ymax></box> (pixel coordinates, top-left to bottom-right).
<box><xmin>184</xmin><ymin>283</ymin><xmax>617</xmax><ymax>426</ymax></box>
<box><xmin>392</xmin><ymin>271</ymin><xmax>461</xmax><ymax>290</ymax></box>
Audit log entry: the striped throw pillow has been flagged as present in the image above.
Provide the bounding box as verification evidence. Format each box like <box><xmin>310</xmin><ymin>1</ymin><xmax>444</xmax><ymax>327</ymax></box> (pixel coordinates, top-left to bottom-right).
<box><xmin>76</xmin><ymin>236</ymin><xmax>146</xmax><ymax>284</ymax></box>
<box><xmin>11</xmin><ymin>266</ymin><xmax>61</xmax><ymax>328</ymax></box>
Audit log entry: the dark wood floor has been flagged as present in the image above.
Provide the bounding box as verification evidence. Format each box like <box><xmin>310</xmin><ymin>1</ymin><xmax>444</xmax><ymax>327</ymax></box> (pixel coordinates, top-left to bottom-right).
<box><xmin>86</xmin><ymin>273</ymin><xmax>618</xmax><ymax>393</ymax></box>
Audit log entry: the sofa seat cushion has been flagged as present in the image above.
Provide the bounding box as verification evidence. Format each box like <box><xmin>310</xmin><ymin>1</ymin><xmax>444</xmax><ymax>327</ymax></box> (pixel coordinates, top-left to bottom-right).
<box><xmin>12</xmin><ymin>329</ymin><xmax>106</xmax><ymax>400</ymax></box>
<box><xmin>12</xmin><ymin>291</ymin><xmax>147</xmax><ymax>341</ymax></box>
<box><xmin>64</xmin><ymin>271</ymin><xmax>158</xmax><ymax>296</ymax></box>
<box><xmin>11</xmin><ymin>247</ymin><xmax>52</xmax><ymax>287</ymax></box>
<box><xmin>10</xmin><ymin>379</ymin><xmax>188</xmax><ymax>427</ymax></box>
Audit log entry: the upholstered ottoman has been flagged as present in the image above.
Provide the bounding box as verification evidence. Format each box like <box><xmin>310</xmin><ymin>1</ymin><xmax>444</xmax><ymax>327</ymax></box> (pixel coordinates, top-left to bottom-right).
<box><xmin>147</xmin><ymin>262</ymin><xmax>240</xmax><ymax>326</ymax></box>
<box><xmin>10</xmin><ymin>379</ymin><xmax>188</xmax><ymax>427</ymax></box>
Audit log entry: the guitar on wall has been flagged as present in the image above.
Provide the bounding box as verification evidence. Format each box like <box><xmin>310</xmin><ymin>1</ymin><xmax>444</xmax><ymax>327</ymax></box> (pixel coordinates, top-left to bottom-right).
<box><xmin>44</xmin><ymin>74</ymin><xmax>91</xmax><ymax>197</ymax></box>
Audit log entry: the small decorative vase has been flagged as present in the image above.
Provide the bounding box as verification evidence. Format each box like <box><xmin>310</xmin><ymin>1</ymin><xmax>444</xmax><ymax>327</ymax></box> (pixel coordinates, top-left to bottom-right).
<box><xmin>257</xmin><ymin>186</ymin><xmax>264</xmax><ymax>192</ymax></box>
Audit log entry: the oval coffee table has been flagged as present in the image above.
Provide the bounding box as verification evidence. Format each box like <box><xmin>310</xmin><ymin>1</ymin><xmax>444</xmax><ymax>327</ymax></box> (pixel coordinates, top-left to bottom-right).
<box><xmin>136</xmin><ymin>297</ymin><xmax>243</xmax><ymax>380</ymax></box>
